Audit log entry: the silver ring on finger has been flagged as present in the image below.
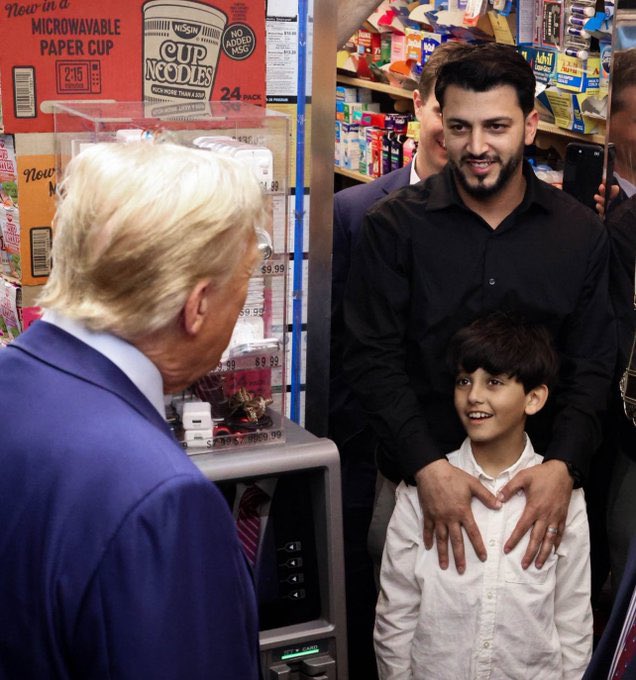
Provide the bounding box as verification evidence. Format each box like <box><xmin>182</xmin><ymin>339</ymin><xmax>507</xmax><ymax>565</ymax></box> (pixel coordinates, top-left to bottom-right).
<box><xmin>546</xmin><ymin>526</ymin><xmax>559</xmax><ymax>536</ymax></box>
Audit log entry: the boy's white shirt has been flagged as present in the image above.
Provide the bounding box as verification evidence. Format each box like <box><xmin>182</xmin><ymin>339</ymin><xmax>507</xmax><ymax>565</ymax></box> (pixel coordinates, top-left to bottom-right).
<box><xmin>374</xmin><ymin>435</ymin><xmax>592</xmax><ymax>680</ymax></box>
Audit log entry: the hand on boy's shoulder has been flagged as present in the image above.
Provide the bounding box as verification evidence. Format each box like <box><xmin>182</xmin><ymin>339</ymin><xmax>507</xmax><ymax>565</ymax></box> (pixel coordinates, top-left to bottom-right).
<box><xmin>415</xmin><ymin>459</ymin><xmax>501</xmax><ymax>575</ymax></box>
<box><xmin>498</xmin><ymin>459</ymin><xmax>574</xmax><ymax>570</ymax></box>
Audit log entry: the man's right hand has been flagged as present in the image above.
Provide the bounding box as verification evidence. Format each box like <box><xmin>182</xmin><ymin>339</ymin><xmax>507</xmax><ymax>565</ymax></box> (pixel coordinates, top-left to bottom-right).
<box><xmin>414</xmin><ymin>459</ymin><xmax>501</xmax><ymax>574</ymax></box>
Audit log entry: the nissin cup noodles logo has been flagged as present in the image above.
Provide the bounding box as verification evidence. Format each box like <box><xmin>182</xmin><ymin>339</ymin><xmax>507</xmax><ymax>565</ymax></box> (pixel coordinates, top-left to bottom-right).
<box><xmin>145</xmin><ymin>40</ymin><xmax>214</xmax><ymax>88</ymax></box>
<box><xmin>142</xmin><ymin>0</ymin><xmax>227</xmax><ymax>103</ymax></box>
<box><xmin>172</xmin><ymin>21</ymin><xmax>201</xmax><ymax>39</ymax></box>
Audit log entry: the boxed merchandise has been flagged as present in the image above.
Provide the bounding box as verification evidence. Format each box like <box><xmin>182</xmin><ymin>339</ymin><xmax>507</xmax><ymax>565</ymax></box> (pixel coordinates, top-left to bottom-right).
<box><xmin>341</xmin><ymin>123</ymin><xmax>361</xmax><ymax>171</ymax></box>
<box><xmin>0</xmin><ymin>277</ymin><xmax>21</xmax><ymax>341</ymax></box>
<box><xmin>0</xmin><ymin>0</ymin><xmax>265</xmax><ymax>133</ymax></box>
<box><xmin>391</xmin><ymin>33</ymin><xmax>407</xmax><ymax>63</ymax></box>
<box><xmin>0</xmin><ymin>207</ymin><xmax>21</xmax><ymax>279</ymax></box>
<box><xmin>421</xmin><ymin>32</ymin><xmax>452</xmax><ymax>62</ymax></box>
<box><xmin>357</xmin><ymin>29</ymin><xmax>384</xmax><ymax>64</ymax></box>
<box><xmin>405</xmin><ymin>28</ymin><xmax>426</xmax><ymax>61</ymax></box>
<box><xmin>538</xmin><ymin>86</ymin><xmax>601</xmax><ymax>133</ymax></box>
<box><xmin>11</xmin><ymin>133</ymin><xmax>55</xmax><ymax>285</ymax></box>
<box><xmin>336</xmin><ymin>85</ymin><xmax>358</xmax><ymax>103</ymax></box>
<box><xmin>0</xmin><ymin>135</ymin><xmax>18</xmax><ymax>207</ymax></box>
<box><xmin>518</xmin><ymin>45</ymin><xmax>558</xmax><ymax>83</ymax></box>
<box><xmin>540</xmin><ymin>0</ymin><xmax>564</xmax><ymax>49</ymax></box>
<box><xmin>556</xmin><ymin>53</ymin><xmax>600</xmax><ymax>92</ymax></box>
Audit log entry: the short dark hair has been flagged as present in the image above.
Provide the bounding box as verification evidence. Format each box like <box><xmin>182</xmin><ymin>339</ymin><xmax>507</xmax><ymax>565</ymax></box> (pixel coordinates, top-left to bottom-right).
<box><xmin>448</xmin><ymin>311</ymin><xmax>559</xmax><ymax>392</ymax></box>
<box><xmin>417</xmin><ymin>41</ymin><xmax>476</xmax><ymax>101</ymax></box>
<box><xmin>610</xmin><ymin>49</ymin><xmax>636</xmax><ymax>115</ymax></box>
<box><xmin>434</xmin><ymin>43</ymin><xmax>536</xmax><ymax>116</ymax></box>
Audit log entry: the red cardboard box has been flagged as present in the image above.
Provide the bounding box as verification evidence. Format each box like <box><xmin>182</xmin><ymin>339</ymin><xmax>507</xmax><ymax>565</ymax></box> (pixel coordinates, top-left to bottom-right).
<box><xmin>0</xmin><ymin>0</ymin><xmax>265</xmax><ymax>133</ymax></box>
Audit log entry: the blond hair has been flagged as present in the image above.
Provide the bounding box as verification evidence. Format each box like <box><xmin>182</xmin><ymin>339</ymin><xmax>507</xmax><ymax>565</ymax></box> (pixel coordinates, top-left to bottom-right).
<box><xmin>39</xmin><ymin>142</ymin><xmax>265</xmax><ymax>339</ymax></box>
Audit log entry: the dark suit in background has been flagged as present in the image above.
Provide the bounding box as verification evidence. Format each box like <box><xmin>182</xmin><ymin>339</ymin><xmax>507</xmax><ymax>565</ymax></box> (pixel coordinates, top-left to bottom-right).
<box><xmin>0</xmin><ymin>321</ymin><xmax>260</xmax><ymax>679</ymax></box>
<box><xmin>330</xmin><ymin>163</ymin><xmax>412</xmax><ymax>679</ymax></box>
<box><xmin>584</xmin><ymin>537</ymin><xmax>636</xmax><ymax>679</ymax></box>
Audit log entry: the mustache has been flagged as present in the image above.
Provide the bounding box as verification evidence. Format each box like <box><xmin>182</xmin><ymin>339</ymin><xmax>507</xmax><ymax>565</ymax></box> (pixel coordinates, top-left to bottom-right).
<box><xmin>460</xmin><ymin>153</ymin><xmax>500</xmax><ymax>163</ymax></box>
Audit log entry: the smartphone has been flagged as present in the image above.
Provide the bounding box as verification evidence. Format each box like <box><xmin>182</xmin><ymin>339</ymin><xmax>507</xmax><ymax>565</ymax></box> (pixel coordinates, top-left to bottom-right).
<box><xmin>562</xmin><ymin>142</ymin><xmax>615</xmax><ymax>211</ymax></box>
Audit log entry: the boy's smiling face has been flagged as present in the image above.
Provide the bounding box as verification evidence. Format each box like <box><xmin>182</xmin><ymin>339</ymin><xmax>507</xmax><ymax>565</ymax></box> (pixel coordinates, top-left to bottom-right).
<box><xmin>454</xmin><ymin>368</ymin><xmax>544</xmax><ymax>459</ymax></box>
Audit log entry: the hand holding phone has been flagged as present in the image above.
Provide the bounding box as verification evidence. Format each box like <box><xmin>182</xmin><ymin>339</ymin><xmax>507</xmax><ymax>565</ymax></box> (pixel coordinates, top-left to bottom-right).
<box><xmin>562</xmin><ymin>142</ymin><xmax>615</xmax><ymax>212</ymax></box>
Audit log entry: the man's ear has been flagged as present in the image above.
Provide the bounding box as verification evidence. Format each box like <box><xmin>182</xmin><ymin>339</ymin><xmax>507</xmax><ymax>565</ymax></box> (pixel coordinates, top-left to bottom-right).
<box><xmin>182</xmin><ymin>279</ymin><xmax>212</xmax><ymax>336</ymax></box>
<box><xmin>525</xmin><ymin>383</ymin><xmax>549</xmax><ymax>416</ymax></box>
<box><xmin>524</xmin><ymin>109</ymin><xmax>539</xmax><ymax>146</ymax></box>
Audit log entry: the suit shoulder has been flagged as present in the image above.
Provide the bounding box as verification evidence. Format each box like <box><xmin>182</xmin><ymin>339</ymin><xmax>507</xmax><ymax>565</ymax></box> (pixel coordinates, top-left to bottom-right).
<box><xmin>334</xmin><ymin>166</ymin><xmax>410</xmax><ymax>207</ymax></box>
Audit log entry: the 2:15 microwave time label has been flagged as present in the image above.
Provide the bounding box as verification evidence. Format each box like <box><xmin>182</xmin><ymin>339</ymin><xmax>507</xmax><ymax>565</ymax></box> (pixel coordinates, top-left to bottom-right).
<box><xmin>55</xmin><ymin>60</ymin><xmax>101</xmax><ymax>94</ymax></box>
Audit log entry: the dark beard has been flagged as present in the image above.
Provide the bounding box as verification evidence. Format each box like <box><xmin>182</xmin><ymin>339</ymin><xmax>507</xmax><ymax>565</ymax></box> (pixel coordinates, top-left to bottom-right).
<box><xmin>451</xmin><ymin>153</ymin><xmax>521</xmax><ymax>199</ymax></box>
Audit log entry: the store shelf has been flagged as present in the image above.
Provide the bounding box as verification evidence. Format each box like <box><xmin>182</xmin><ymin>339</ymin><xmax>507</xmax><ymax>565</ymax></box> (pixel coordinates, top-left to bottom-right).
<box><xmin>336</xmin><ymin>74</ymin><xmax>607</xmax><ymax>145</ymax></box>
<box><xmin>337</xmin><ymin>73</ymin><xmax>416</xmax><ymax>98</ymax></box>
<box><xmin>334</xmin><ymin>166</ymin><xmax>374</xmax><ymax>183</ymax></box>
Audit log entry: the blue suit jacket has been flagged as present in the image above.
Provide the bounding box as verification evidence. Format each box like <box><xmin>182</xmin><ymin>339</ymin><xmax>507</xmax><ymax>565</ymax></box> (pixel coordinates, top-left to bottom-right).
<box><xmin>584</xmin><ymin>537</ymin><xmax>636</xmax><ymax>679</ymax></box>
<box><xmin>330</xmin><ymin>164</ymin><xmax>412</xmax><ymax>444</ymax></box>
<box><xmin>0</xmin><ymin>321</ymin><xmax>260</xmax><ymax>679</ymax></box>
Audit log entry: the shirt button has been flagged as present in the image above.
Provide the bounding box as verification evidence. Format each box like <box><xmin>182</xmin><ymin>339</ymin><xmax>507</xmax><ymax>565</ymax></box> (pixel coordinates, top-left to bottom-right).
<box><xmin>489</xmin><ymin>539</ymin><xmax>496</xmax><ymax>547</ymax></box>
<box><xmin>487</xmin><ymin>591</ymin><xmax>493</xmax><ymax>599</ymax></box>
<box><xmin>488</xmin><ymin>277</ymin><xmax>496</xmax><ymax>285</ymax></box>
<box><xmin>483</xmin><ymin>641</ymin><xmax>490</xmax><ymax>649</ymax></box>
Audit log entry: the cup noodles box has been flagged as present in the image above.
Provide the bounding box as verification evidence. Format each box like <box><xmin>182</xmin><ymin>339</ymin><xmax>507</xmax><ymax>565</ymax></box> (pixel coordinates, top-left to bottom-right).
<box><xmin>0</xmin><ymin>0</ymin><xmax>265</xmax><ymax>133</ymax></box>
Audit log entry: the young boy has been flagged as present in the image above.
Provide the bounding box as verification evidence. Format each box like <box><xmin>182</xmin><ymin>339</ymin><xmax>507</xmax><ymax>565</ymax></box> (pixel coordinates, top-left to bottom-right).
<box><xmin>374</xmin><ymin>312</ymin><xmax>592</xmax><ymax>679</ymax></box>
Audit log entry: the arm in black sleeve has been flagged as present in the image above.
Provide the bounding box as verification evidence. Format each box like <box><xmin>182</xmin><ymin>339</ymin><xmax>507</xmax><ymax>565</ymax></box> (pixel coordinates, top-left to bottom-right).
<box><xmin>544</xmin><ymin>221</ymin><xmax>616</xmax><ymax>481</ymax></box>
<box><xmin>343</xmin><ymin>207</ymin><xmax>444</xmax><ymax>480</ymax></box>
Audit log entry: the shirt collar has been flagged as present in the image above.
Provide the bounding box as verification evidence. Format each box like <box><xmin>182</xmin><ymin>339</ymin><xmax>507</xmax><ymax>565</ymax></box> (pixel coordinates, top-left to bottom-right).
<box><xmin>409</xmin><ymin>154</ymin><xmax>421</xmax><ymax>185</ymax></box>
<box><xmin>456</xmin><ymin>434</ymin><xmax>536</xmax><ymax>483</ymax></box>
<box><xmin>41</xmin><ymin>309</ymin><xmax>166</xmax><ymax>418</ymax></box>
<box><xmin>425</xmin><ymin>161</ymin><xmax>551</xmax><ymax>216</ymax></box>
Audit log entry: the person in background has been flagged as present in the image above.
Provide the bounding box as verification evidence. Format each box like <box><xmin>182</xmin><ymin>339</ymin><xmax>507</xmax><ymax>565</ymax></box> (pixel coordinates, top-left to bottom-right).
<box><xmin>603</xmin><ymin>192</ymin><xmax>636</xmax><ymax>596</ymax></box>
<box><xmin>608</xmin><ymin>49</ymin><xmax>636</xmax><ymax>200</ymax></box>
<box><xmin>344</xmin><ymin>43</ymin><xmax>614</xmax><ymax>583</ymax></box>
<box><xmin>584</xmin><ymin>535</ymin><xmax>636</xmax><ymax>679</ymax></box>
<box><xmin>375</xmin><ymin>312</ymin><xmax>592</xmax><ymax>679</ymax></box>
<box><xmin>0</xmin><ymin>142</ymin><xmax>264</xmax><ymax>679</ymax></box>
<box><xmin>330</xmin><ymin>42</ymin><xmax>471</xmax><ymax>679</ymax></box>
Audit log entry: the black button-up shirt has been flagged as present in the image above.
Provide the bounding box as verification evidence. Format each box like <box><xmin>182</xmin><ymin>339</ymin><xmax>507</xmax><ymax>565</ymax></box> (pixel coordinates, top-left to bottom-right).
<box><xmin>343</xmin><ymin>162</ymin><xmax>616</xmax><ymax>483</ymax></box>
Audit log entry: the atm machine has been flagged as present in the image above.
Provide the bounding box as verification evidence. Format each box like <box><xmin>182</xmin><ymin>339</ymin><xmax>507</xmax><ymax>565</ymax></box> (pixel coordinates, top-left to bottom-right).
<box><xmin>193</xmin><ymin>419</ymin><xmax>348</xmax><ymax>680</ymax></box>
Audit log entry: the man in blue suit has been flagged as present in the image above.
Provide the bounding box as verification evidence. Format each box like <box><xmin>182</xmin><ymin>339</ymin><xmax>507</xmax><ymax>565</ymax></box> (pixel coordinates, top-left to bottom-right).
<box><xmin>330</xmin><ymin>43</ymin><xmax>470</xmax><ymax>679</ymax></box>
<box><xmin>584</xmin><ymin>536</ymin><xmax>636</xmax><ymax>679</ymax></box>
<box><xmin>0</xmin><ymin>142</ymin><xmax>265</xmax><ymax>678</ymax></box>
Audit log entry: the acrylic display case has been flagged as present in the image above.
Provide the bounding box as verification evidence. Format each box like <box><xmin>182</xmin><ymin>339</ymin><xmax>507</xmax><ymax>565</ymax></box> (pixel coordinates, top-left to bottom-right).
<box><xmin>53</xmin><ymin>101</ymin><xmax>290</xmax><ymax>451</ymax></box>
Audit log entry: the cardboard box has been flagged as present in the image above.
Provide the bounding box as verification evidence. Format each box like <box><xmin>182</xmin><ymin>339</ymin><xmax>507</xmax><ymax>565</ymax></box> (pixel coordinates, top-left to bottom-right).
<box><xmin>518</xmin><ymin>45</ymin><xmax>557</xmax><ymax>84</ymax></box>
<box><xmin>0</xmin><ymin>0</ymin><xmax>265</xmax><ymax>133</ymax></box>
<box><xmin>556</xmin><ymin>54</ymin><xmax>600</xmax><ymax>93</ymax></box>
<box><xmin>538</xmin><ymin>86</ymin><xmax>600</xmax><ymax>134</ymax></box>
<box><xmin>12</xmin><ymin>133</ymin><xmax>55</xmax><ymax>285</ymax></box>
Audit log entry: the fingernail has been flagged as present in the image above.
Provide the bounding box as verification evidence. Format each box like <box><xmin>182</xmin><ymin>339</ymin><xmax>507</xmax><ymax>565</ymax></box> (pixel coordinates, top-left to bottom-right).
<box><xmin>458</xmin><ymin>566</ymin><xmax>465</xmax><ymax>575</ymax></box>
<box><xmin>480</xmin><ymin>553</ymin><xmax>487</xmax><ymax>562</ymax></box>
<box><xmin>497</xmin><ymin>493</ymin><xmax>504</xmax><ymax>502</ymax></box>
<box><xmin>504</xmin><ymin>546</ymin><xmax>511</xmax><ymax>554</ymax></box>
<box><xmin>494</xmin><ymin>500</ymin><xmax>502</xmax><ymax>509</ymax></box>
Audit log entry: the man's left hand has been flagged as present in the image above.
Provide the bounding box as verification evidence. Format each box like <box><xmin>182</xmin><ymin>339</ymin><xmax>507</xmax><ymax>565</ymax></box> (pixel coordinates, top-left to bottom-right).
<box><xmin>497</xmin><ymin>460</ymin><xmax>574</xmax><ymax>569</ymax></box>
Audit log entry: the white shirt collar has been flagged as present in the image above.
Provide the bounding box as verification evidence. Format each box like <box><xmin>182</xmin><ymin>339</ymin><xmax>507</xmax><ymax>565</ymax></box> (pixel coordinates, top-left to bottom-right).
<box><xmin>41</xmin><ymin>309</ymin><xmax>166</xmax><ymax>417</ymax></box>
<box><xmin>455</xmin><ymin>434</ymin><xmax>535</xmax><ymax>483</ymax></box>
<box><xmin>409</xmin><ymin>153</ymin><xmax>421</xmax><ymax>185</ymax></box>
<box><xmin>615</xmin><ymin>172</ymin><xmax>636</xmax><ymax>198</ymax></box>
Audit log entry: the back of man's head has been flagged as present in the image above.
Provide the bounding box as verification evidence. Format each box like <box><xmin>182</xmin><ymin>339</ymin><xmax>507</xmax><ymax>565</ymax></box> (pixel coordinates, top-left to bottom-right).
<box><xmin>434</xmin><ymin>43</ymin><xmax>536</xmax><ymax>117</ymax></box>
<box><xmin>448</xmin><ymin>311</ymin><xmax>559</xmax><ymax>392</ymax></box>
<box><xmin>610</xmin><ymin>48</ymin><xmax>636</xmax><ymax>114</ymax></box>
<box><xmin>39</xmin><ymin>142</ymin><xmax>265</xmax><ymax>341</ymax></box>
<box><xmin>417</xmin><ymin>41</ymin><xmax>476</xmax><ymax>101</ymax></box>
